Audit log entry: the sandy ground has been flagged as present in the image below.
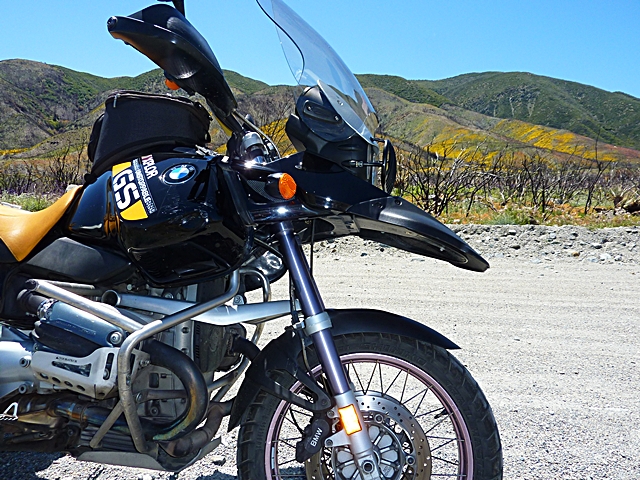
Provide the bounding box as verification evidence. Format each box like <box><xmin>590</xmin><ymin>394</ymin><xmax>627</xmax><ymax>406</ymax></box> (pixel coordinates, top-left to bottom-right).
<box><xmin>2</xmin><ymin>239</ymin><xmax>639</xmax><ymax>479</ymax></box>
<box><xmin>307</xmin><ymin>249</ymin><xmax>640</xmax><ymax>480</ymax></box>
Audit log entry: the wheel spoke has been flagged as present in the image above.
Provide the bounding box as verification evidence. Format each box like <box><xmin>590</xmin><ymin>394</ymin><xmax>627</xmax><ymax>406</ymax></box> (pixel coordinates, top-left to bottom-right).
<box><xmin>423</xmin><ymin>415</ymin><xmax>452</xmax><ymax>435</ymax></box>
<box><xmin>414</xmin><ymin>405</ymin><xmax>449</xmax><ymax>420</ymax></box>
<box><xmin>289</xmin><ymin>407</ymin><xmax>312</xmax><ymax>418</ymax></box>
<box><xmin>277</xmin><ymin>438</ymin><xmax>299</xmax><ymax>450</ymax></box>
<box><xmin>431</xmin><ymin>454</ymin><xmax>461</xmax><ymax>467</ymax></box>
<box><xmin>429</xmin><ymin>436</ymin><xmax>459</xmax><ymax>452</ymax></box>
<box><xmin>363</xmin><ymin>360</ymin><xmax>379</xmax><ymax>393</ymax></box>
<box><xmin>277</xmin><ymin>457</ymin><xmax>300</xmax><ymax>468</ymax></box>
<box><xmin>400</xmin><ymin>385</ymin><xmax>430</xmax><ymax>407</ymax></box>
<box><xmin>349</xmin><ymin>361</ymin><xmax>366</xmax><ymax>392</ymax></box>
<box><xmin>383</xmin><ymin>367</ymin><xmax>404</xmax><ymax>397</ymax></box>
<box><xmin>400</xmin><ymin>367</ymin><xmax>409</xmax><ymax>403</ymax></box>
<box><xmin>283</xmin><ymin>411</ymin><xmax>305</xmax><ymax>434</ymax></box>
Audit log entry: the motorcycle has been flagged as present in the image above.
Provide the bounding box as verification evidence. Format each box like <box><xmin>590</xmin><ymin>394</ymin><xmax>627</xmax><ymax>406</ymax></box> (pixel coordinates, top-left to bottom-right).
<box><xmin>0</xmin><ymin>0</ymin><xmax>502</xmax><ymax>478</ymax></box>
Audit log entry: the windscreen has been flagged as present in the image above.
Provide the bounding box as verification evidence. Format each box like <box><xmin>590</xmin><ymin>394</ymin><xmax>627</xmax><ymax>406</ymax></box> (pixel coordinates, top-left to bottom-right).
<box><xmin>257</xmin><ymin>0</ymin><xmax>379</xmax><ymax>144</ymax></box>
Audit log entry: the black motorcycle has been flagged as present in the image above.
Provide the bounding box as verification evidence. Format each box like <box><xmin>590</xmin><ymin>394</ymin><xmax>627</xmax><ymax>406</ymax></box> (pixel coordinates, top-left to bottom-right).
<box><xmin>0</xmin><ymin>0</ymin><xmax>502</xmax><ymax>478</ymax></box>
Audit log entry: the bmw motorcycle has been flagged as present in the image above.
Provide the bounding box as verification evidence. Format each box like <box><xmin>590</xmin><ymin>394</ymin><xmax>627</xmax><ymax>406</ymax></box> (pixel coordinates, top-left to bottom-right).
<box><xmin>0</xmin><ymin>0</ymin><xmax>502</xmax><ymax>478</ymax></box>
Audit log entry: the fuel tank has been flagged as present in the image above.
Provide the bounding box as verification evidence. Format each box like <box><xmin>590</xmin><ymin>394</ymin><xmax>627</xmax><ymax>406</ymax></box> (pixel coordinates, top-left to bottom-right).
<box><xmin>67</xmin><ymin>151</ymin><xmax>253</xmax><ymax>286</ymax></box>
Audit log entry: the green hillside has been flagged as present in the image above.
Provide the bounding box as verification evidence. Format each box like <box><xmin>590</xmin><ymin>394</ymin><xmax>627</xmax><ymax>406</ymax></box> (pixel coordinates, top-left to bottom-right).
<box><xmin>366</xmin><ymin>87</ymin><xmax>640</xmax><ymax>164</ymax></box>
<box><xmin>360</xmin><ymin>71</ymin><xmax>640</xmax><ymax>151</ymax></box>
<box><xmin>0</xmin><ymin>60</ymin><xmax>272</xmax><ymax>152</ymax></box>
<box><xmin>357</xmin><ymin>74</ymin><xmax>448</xmax><ymax>107</ymax></box>
<box><xmin>222</xmin><ymin>70</ymin><xmax>269</xmax><ymax>95</ymax></box>
<box><xmin>2</xmin><ymin>59</ymin><xmax>640</xmax><ymax>165</ymax></box>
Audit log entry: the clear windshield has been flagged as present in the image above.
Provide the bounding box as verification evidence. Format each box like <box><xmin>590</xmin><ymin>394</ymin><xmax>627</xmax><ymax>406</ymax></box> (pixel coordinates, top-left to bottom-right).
<box><xmin>257</xmin><ymin>0</ymin><xmax>379</xmax><ymax>145</ymax></box>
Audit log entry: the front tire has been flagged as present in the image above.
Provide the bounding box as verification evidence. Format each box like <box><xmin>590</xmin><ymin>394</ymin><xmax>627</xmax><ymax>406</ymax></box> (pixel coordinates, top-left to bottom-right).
<box><xmin>237</xmin><ymin>333</ymin><xmax>502</xmax><ymax>479</ymax></box>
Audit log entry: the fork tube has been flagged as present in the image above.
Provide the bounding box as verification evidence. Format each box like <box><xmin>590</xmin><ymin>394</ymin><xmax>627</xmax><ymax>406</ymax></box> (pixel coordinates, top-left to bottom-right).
<box><xmin>273</xmin><ymin>222</ymin><xmax>349</xmax><ymax>395</ymax></box>
<box><xmin>274</xmin><ymin>222</ymin><xmax>324</xmax><ymax>318</ymax></box>
<box><xmin>274</xmin><ymin>221</ymin><xmax>382</xmax><ymax>479</ymax></box>
<box><xmin>311</xmin><ymin>329</ymin><xmax>351</xmax><ymax>394</ymax></box>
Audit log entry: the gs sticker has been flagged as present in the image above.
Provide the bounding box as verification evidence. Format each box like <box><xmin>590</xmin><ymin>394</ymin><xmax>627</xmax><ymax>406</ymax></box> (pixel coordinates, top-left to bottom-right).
<box><xmin>112</xmin><ymin>155</ymin><xmax>158</xmax><ymax>221</ymax></box>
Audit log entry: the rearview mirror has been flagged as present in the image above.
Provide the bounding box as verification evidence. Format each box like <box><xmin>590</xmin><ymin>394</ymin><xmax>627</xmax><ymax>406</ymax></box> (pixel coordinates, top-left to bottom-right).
<box><xmin>382</xmin><ymin>140</ymin><xmax>397</xmax><ymax>194</ymax></box>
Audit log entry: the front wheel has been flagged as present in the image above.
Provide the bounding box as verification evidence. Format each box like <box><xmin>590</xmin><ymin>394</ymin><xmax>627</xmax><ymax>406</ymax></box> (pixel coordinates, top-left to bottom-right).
<box><xmin>237</xmin><ymin>333</ymin><xmax>502</xmax><ymax>479</ymax></box>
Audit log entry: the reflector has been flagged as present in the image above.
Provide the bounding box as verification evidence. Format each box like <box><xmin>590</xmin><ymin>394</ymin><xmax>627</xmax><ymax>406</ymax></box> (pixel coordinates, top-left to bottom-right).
<box><xmin>338</xmin><ymin>404</ymin><xmax>362</xmax><ymax>435</ymax></box>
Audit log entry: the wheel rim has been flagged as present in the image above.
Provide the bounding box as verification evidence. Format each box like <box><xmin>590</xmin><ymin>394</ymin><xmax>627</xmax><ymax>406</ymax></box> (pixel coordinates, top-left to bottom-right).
<box><xmin>265</xmin><ymin>352</ymin><xmax>474</xmax><ymax>479</ymax></box>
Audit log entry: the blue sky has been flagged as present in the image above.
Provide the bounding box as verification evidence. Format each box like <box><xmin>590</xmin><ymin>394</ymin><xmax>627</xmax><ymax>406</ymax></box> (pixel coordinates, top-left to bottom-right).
<box><xmin>1</xmin><ymin>0</ymin><xmax>639</xmax><ymax>98</ymax></box>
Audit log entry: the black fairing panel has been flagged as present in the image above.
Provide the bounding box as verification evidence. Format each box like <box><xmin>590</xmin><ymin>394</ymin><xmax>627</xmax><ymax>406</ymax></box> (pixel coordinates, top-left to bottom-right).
<box><xmin>228</xmin><ymin>308</ymin><xmax>460</xmax><ymax>429</ymax></box>
<box><xmin>348</xmin><ymin>197</ymin><xmax>489</xmax><ymax>272</ymax></box>
<box><xmin>247</xmin><ymin>152</ymin><xmax>386</xmax><ymax>209</ymax></box>
<box><xmin>108</xmin><ymin>5</ymin><xmax>236</xmax><ymax>119</ymax></box>
<box><xmin>0</xmin><ymin>242</ymin><xmax>16</xmax><ymax>264</ymax></box>
<box><xmin>245</xmin><ymin>153</ymin><xmax>488</xmax><ymax>271</ymax></box>
<box><xmin>26</xmin><ymin>238</ymin><xmax>133</xmax><ymax>284</ymax></box>
<box><xmin>66</xmin><ymin>172</ymin><xmax>117</xmax><ymax>242</ymax></box>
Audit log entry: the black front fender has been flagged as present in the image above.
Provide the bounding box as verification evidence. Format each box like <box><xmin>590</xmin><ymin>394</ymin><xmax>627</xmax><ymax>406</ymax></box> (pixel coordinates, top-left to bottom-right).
<box><xmin>228</xmin><ymin>308</ymin><xmax>459</xmax><ymax>429</ymax></box>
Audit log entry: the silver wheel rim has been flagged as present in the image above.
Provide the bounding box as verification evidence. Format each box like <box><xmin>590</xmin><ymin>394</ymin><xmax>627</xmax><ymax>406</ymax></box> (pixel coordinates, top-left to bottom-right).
<box><xmin>265</xmin><ymin>352</ymin><xmax>474</xmax><ymax>479</ymax></box>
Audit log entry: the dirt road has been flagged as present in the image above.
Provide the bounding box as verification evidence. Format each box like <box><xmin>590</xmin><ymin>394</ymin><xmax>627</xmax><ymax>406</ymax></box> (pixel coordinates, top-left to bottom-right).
<box><xmin>308</xmin><ymin>248</ymin><xmax>640</xmax><ymax>479</ymax></box>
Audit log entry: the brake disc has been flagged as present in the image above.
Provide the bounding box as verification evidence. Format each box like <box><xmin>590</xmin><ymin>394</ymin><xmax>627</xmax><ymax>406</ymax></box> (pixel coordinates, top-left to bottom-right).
<box><xmin>307</xmin><ymin>392</ymin><xmax>432</xmax><ymax>480</ymax></box>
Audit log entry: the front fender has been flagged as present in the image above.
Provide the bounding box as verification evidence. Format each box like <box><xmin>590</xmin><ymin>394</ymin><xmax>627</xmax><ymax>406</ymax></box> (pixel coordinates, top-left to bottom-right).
<box><xmin>228</xmin><ymin>308</ymin><xmax>459</xmax><ymax>429</ymax></box>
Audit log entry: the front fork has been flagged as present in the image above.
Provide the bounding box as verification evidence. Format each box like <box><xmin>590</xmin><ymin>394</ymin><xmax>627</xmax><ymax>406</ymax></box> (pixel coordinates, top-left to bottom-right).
<box><xmin>274</xmin><ymin>222</ymin><xmax>382</xmax><ymax>480</ymax></box>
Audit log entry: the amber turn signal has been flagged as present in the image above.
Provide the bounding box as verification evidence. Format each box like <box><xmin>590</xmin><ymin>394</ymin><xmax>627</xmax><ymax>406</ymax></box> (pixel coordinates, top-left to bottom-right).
<box><xmin>278</xmin><ymin>173</ymin><xmax>297</xmax><ymax>200</ymax></box>
<box><xmin>338</xmin><ymin>404</ymin><xmax>362</xmax><ymax>435</ymax></box>
<box><xmin>165</xmin><ymin>78</ymin><xmax>180</xmax><ymax>91</ymax></box>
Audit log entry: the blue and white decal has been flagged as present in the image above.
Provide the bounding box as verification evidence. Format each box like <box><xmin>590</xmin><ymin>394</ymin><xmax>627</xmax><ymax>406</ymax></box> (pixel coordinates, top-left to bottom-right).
<box><xmin>162</xmin><ymin>164</ymin><xmax>197</xmax><ymax>185</ymax></box>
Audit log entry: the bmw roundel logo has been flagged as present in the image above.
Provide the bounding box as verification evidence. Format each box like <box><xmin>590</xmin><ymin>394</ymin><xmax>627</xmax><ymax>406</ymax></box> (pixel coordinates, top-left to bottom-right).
<box><xmin>162</xmin><ymin>164</ymin><xmax>197</xmax><ymax>184</ymax></box>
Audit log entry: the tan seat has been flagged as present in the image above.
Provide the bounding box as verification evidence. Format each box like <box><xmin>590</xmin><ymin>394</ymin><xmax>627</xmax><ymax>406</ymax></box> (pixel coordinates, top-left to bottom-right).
<box><xmin>0</xmin><ymin>186</ymin><xmax>82</xmax><ymax>262</ymax></box>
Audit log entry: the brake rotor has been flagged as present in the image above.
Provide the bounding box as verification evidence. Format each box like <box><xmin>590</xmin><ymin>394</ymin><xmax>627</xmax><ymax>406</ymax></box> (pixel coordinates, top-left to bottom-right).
<box><xmin>306</xmin><ymin>392</ymin><xmax>432</xmax><ymax>480</ymax></box>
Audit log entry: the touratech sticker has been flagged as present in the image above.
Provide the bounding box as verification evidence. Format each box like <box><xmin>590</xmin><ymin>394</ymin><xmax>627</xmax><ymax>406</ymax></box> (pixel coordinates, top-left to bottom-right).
<box><xmin>141</xmin><ymin>155</ymin><xmax>159</xmax><ymax>179</ymax></box>
<box><xmin>112</xmin><ymin>155</ymin><xmax>158</xmax><ymax>221</ymax></box>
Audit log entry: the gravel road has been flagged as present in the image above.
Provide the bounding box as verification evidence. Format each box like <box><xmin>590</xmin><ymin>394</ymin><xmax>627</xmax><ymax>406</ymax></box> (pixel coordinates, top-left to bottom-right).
<box><xmin>2</xmin><ymin>225</ymin><xmax>639</xmax><ymax>479</ymax></box>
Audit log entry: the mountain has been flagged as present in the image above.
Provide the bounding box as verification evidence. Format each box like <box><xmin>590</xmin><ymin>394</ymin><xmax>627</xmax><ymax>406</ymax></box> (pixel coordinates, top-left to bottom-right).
<box><xmin>358</xmin><ymin>71</ymin><xmax>640</xmax><ymax>151</ymax></box>
<box><xmin>0</xmin><ymin>60</ymin><xmax>169</xmax><ymax>150</ymax></box>
<box><xmin>1</xmin><ymin>59</ymin><xmax>639</xmax><ymax>164</ymax></box>
<box><xmin>357</xmin><ymin>74</ymin><xmax>449</xmax><ymax>108</ymax></box>
<box><xmin>0</xmin><ymin>59</ymin><xmax>268</xmax><ymax>153</ymax></box>
<box><xmin>366</xmin><ymin>87</ymin><xmax>640</xmax><ymax>164</ymax></box>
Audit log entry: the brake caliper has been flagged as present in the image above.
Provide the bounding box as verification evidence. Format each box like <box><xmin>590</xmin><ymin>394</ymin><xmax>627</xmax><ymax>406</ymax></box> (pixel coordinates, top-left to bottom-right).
<box><xmin>295</xmin><ymin>414</ymin><xmax>332</xmax><ymax>463</ymax></box>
